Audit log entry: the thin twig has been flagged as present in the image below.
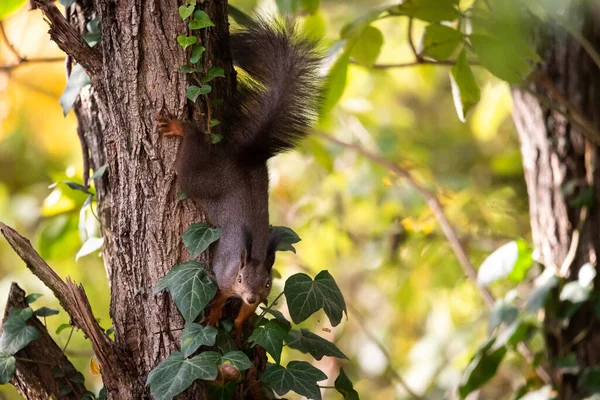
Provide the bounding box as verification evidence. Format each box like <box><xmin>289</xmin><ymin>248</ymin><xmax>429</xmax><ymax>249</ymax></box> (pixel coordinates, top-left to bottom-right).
<box><xmin>407</xmin><ymin>18</ymin><xmax>421</xmax><ymax>62</ymax></box>
<box><xmin>62</xmin><ymin>326</ymin><xmax>75</xmax><ymax>353</ymax></box>
<box><xmin>0</xmin><ymin>21</ymin><xmax>23</xmax><ymax>61</ymax></box>
<box><xmin>0</xmin><ymin>57</ymin><xmax>65</xmax><ymax>72</ymax></box>
<box><xmin>258</xmin><ymin>292</ymin><xmax>284</xmax><ymax>320</ymax></box>
<box><xmin>316</xmin><ymin>131</ymin><xmax>495</xmax><ymax>307</ymax></box>
<box><xmin>348</xmin><ymin>303</ymin><xmax>424</xmax><ymax>399</ymax></box>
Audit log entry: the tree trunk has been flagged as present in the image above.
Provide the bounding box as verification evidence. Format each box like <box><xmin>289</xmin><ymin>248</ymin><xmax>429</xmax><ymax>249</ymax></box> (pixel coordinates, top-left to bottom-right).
<box><xmin>27</xmin><ymin>0</ymin><xmax>236</xmax><ymax>398</ymax></box>
<box><xmin>512</xmin><ymin>2</ymin><xmax>600</xmax><ymax>398</ymax></box>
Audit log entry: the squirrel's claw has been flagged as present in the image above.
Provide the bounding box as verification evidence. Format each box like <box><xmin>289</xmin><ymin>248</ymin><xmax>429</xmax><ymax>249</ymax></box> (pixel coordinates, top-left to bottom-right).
<box><xmin>155</xmin><ymin>112</ymin><xmax>184</xmax><ymax>137</ymax></box>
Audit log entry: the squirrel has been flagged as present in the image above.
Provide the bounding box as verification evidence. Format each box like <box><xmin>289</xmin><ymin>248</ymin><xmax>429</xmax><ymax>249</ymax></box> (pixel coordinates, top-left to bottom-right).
<box><xmin>156</xmin><ymin>18</ymin><xmax>322</xmax><ymax>341</ymax></box>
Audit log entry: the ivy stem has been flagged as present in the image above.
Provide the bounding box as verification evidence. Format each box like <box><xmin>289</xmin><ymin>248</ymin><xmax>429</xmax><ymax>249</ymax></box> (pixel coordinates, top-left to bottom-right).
<box><xmin>62</xmin><ymin>326</ymin><xmax>75</xmax><ymax>353</ymax></box>
<box><xmin>258</xmin><ymin>292</ymin><xmax>285</xmax><ymax>320</ymax></box>
<box><xmin>15</xmin><ymin>357</ymin><xmax>54</xmax><ymax>366</ymax></box>
<box><xmin>318</xmin><ymin>385</ymin><xmax>336</xmax><ymax>389</ymax></box>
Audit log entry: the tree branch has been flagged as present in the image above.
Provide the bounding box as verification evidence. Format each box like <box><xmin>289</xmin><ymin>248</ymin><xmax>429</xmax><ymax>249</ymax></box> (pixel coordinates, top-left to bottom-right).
<box><xmin>29</xmin><ymin>0</ymin><xmax>101</xmax><ymax>76</ymax></box>
<box><xmin>3</xmin><ymin>283</ymin><xmax>87</xmax><ymax>399</ymax></box>
<box><xmin>0</xmin><ymin>222</ymin><xmax>131</xmax><ymax>387</ymax></box>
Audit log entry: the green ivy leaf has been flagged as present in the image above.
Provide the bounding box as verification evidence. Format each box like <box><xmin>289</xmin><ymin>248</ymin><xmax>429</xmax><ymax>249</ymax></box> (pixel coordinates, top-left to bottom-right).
<box><xmin>182</xmin><ymin>223</ymin><xmax>221</xmax><ymax>258</ymax></box>
<box><xmin>0</xmin><ymin>351</ymin><xmax>16</xmax><ymax>385</ymax></box>
<box><xmin>0</xmin><ymin>0</ymin><xmax>26</xmax><ymax>20</ymax></box>
<box><xmin>186</xmin><ymin>85</ymin><xmax>212</xmax><ymax>102</ymax></box>
<box><xmin>389</xmin><ymin>0</ymin><xmax>460</xmax><ymax>22</ymax></box>
<box><xmin>178</xmin><ymin>188</ymin><xmax>190</xmax><ymax>201</ymax></box>
<box><xmin>450</xmin><ymin>50</ymin><xmax>480</xmax><ymax>122</ymax></box>
<box><xmin>261</xmin><ymin>308</ymin><xmax>292</xmax><ymax>331</ymax></box>
<box><xmin>421</xmin><ymin>24</ymin><xmax>462</xmax><ymax>61</ymax></box>
<box><xmin>24</xmin><ymin>293</ymin><xmax>43</xmax><ymax>304</ymax></box>
<box><xmin>526</xmin><ymin>269</ymin><xmax>559</xmax><ymax>313</ymax></box>
<box><xmin>69</xmin><ymin>371</ymin><xmax>85</xmax><ymax>384</ymax></box>
<box><xmin>261</xmin><ymin>361</ymin><xmax>328</xmax><ymax>400</ymax></box>
<box><xmin>0</xmin><ymin>308</ymin><xmax>39</xmax><ymax>355</ymax></box>
<box><xmin>181</xmin><ymin>323</ymin><xmax>218</xmax><ymax>357</ymax></box>
<box><xmin>179</xmin><ymin>4</ymin><xmax>194</xmax><ymax>20</ymax></box>
<box><xmin>177</xmin><ymin>35</ymin><xmax>198</xmax><ymax>49</ymax></box>
<box><xmin>270</xmin><ymin>226</ymin><xmax>301</xmax><ymax>253</ymax></box>
<box><xmin>98</xmin><ymin>387</ymin><xmax>107</xmax><ymax>400</ymax></box>
<box><xmin>202</xmin><ymin>67</ymin><xmax>225</xmax><ymax>83</ymax></box>
<box><xmin>189</xmin><ymin>10</ymin><xmax>214</xmax><ymax>30</ymax></box>
<box><xmin>580</xmin><ymin>366</ymin><xmax>600</xmax><ymax>392</ymax></box>
<box><xmin>321</xmin><ymin>50</ymin><xmax>350</xmax><ymax>117</ymax></box>
<box><xmin>154</xmin><ymin>261</ymin><xmax>218</xmax><ymax>322</ymax></box>
<box><xmin>470</xmin><ymin>33</ymin><xmax>533</xmax><ymax>84</ymax></box>
<box><xmin>56</xmin><ymin>323</ymin><xmax>72</xmax><ymax>335</ymax></box>
<box><xmin>334</xmin><ymin>368</ymin><xmax>359</xmax><ymax>400</ymax></box>
<box><xmin>248</xmin><ymin>320</ymin><xmax>289</xmax><ymax>365</ymax></box>
<box><xmin>190</xmin><ymin>45</ymin><xmax>206</xmax><ymax>64</ymax></box>
<box><xmin>146</xmin><ymin>351</ymin><xmax>219</xmax><ymax>400</ymax></box>
<box><xmin>216</xmin><ymin>332</ymin><xmax>237</xmax><ymax>354</ymax></box>
<box><xmin>59</xmin><ymin>64</ymin><xmax>91</xmax><ymax>116</ymax></box>
<box><xmin>301</xmin><ymin>0</ymin><xmax>319</xmax><ymax>14</ymax></box>
<box><xmin>350</xmin><ymin>26</ymin><xmax>383</xmax><ymax>67</ymax></box>
<box><xmin>284</xmin><ymin>270</ymin><xmax>347</xmax><ymax>326</ymax></box>
<box><xmin>210</xmin><ymin>119</ymin><xmax>221</xmax><ymax>127</ymax></box>
<box><xmin>477</xmin><ymin>240</ymin><xmax>532</xmax><ymax>286</ymax></box>
<box><xmin>89</xmin><ymin>164</ymin><xmax>108</xmax><ymax>184</ymax></box>
<box><xmin>285</xmin><ymin>329</ymin><xmax>348</xmax><ymax>361</ymax></box>
<box><xmin>34</xmin><ymin>307</ymin><xmax>59</xmax><ymax>317</ymax></box>
<box><xmin>459</xmin><ymin>337</ymin><xmax>507</xmax><ymax>399</ymax></box>
<box><xmin>220</xmin><ymin>351</ymin><xmax>252</xmax><ymax>372</ymax></box>
<box><xmin>210</xmin><ymin>134</ymin><xmax>223</xmax><ymax>144</ymax></box>
<box><xmin>488</xmin><ymin>299</ymin><xmax>518</xmax><ymax>333</ymax></box>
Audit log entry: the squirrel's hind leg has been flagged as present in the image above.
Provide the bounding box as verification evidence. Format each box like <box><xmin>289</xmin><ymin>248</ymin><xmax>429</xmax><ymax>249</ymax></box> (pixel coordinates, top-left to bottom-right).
<box><xmin>203</xmin><ymin>290</ymin><xmax>229</xmax><ymax>326</ymax></box>
<box><xmin>155</xmin><ymin>113</ymin><xmax>184</xmax><ymax>137</ymax></box>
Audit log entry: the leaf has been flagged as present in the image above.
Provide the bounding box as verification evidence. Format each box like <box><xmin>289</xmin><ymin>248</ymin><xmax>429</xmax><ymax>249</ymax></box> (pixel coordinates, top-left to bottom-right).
<box><xmin>459</xmin><ymin>338</ymin><xmax>507</xmax><ymax>399</ymax></box>
<box><xmin>208</xmin><ymin>382</ymin><xmax>236</xmax><ymax>400</ymax></box>
<box><xmin>578</xmin><ymin>263</ymin><xmax>596</xmax><ymax>288</ymax></box>
<box><xmin>59</xmin><ymin>64</ymin><xmax>91</xmax><ymax>116</ymax></box>
<box><xmin>190</xmin><ymin>45</ymin><xmax>206</xmax><ymax>64</ymax></box>
<box><xmin>0</xmin><ymin>0</ymin><xmax>26</xmax><ymax>20</ymax></box>
<box><xmin>340</xmin><ymin>7</ymin><xmax>387</xmax><ymax>39</ymax></box>
<box><xmin>189</xmin><ymin>10</ymin><xmax>214</xmax><ymax>30</ymax></box>
<box><xmin>389</xmin><ymin>0</ymin><xmax>460</xmax><ymax>22</ymax></box>
<box><xmin>179</xmin><ymin>4</ymin><xmax>194</xmax><ymax>20</ymax></box>
<box><xmin>210</xmin><ymin>119</ymin><xmax>221</xmax><ymax>127</ymax></box>
<box><xmin>186</xmin><ymin>85</ymin><xmax>212</xmax><ymax>102</ymax></box>
<box><xmin>210</xmin><ymin>134</ymin><xmax>223</xmax><ymax>144</ymax></box>
<box><xmin>334</xmin><ymin>368</ymin><xmax>359</xmax><ymax>400</ymax></box>
<box><xmin>83</xmin><ymin>17</ymin><xmax>101</xmax><ymax>47</ymax></box>
<box><xmin>58</xmin><ymin>0</ymin><xmax>75</xmax><ymax>5</ymax></box>
<box><xmin>221</xmin><ymin>351</ymin><xmax>252</xmax><ymax>372</ymax></box>
<box><xmin>559</xmin><ymin>281</ymin><xmax>590</xmax><ymax>304</ymax></box>
<box><xmin>178</xmin><ymin>188</ymin><xmax>190</xmax><ymax>201</ymax></box>
<box><xmin>154</xmin><ymin>261</ymin><xmax>218</xmax><ymax>322</ymax></box>
<box><xmin>301</xmin><ymin>0</ymin><xmax>319</xmax><ymax>14</ymax></box>
<box><xmin>285</xmin><ymin>329</ymin><xmax>348</xmax><ymax>361</ymax></box>
<box><xmin>477</xmin><ymin>240</ymin><xmax>532</xmax><ymax>286</ymax></box>
<box><xmin>270</xmin><ymin>226</ymin><xmax>301</xmax><ymax>253</ymax></box>
<box><xmin>146</xmin><ymin>351</ymin><xmax>219</xmax><ymax>400</ymax></box>
<box><xmin>284</xmin><ymin>270</ymin><xmax>347</xmax><ymax>326</ymax></box>
<box><xmin>216</xmin><ymin>332</ymin><xmax>237</xmax><ymax>354</ymax></box>
<box><xmin>177</xmin><ymin>35</ymin><xmax>198</xmax><ymax>49</ymax></box>
<box><xmin>182</xmin><ymin>223</ymin><xmax>221</xmax><ymax>257</ymax></box>
<box><xmin>0</xmin><ymin>352</ymin><xmax>16</xmax><ymax>385</ymax></box>
<box><xmin>181</xmin><ymin>323</ymin><xmax>218</xmax><ymax>357</ymax></box>
<box><xmin>470</xmin><ymin>33</ymin><xmax>533</xmax><ymax>84</ymax></box>
<box><xmin>76</xmin><ymin>237</ymin><xmax>104</xmax><ymax>261</ymax></box>
<box><xmin>555</xmin><ymin>353</ymin><xmax>580</xmax><ymax>375</ymax></box>
<box><xmin>89</xmin><ymin>164</ymin><xmax>108</xmax><ymax>184</ymax></box>
<box><xmin>98</xmin><ymin>387</ymin><xmax>107</xmax><ymax>400</ymax></box>
<box><xmin>181</xmin><ymin>65</ymin><xmax>203</xmax><ymax>74</ymax></box>
<box><xmin>321</xmin><ymin>51</ymin><xmax>350</xmax><ymax>117</ymax></box>
<box><xmin>24</xmin><ymin>293</ymin><xmax>43</xmax><ymax>304</ymax></box>
<box><xmin>488</xmin><ymin>299</ymin><xmax>518</xmax><ymax>332</ymax></box>
<box><xmin>450</xmin><ymin>50</ymin><xmax>480</xmax><ymax>122</ymax></box>
<box><xmin>421</xmin><ymin>24</ymin><xmax>462</xmax><ymax>61</ymax></box>
<box><xmin>261</xmin><ymin>361</ymin><xmax>328</xmax><ymax>400</ymax></box>
<box><xmin>227</xmin><ymin>5</ymin><xmax>255</xmax><ymax>27</ymax></box>
<box><xmin>69</xmin><ymin>371</ymin><xmax>85</xmax><ymax>384</ymax></box>
<box><xmin>202</xmin><ymin>67</ymin><xmax>225</xmax><ymax>83</ymax></box>
<box><xmin>90</xmin><ymin>356</ymin><xmax>101</xmax><ymax>376</ymax></box>
<box><xmin>34</xmin><ymin>307</ymin><xmax>59</xmax><ymax>317</ymax></box>
<box><xmin>63</xmin><ymin>181</ymin><xmax>93</xmax><ymax>195</ymax></box>
<box><xmin>350</xmin><ymin>26</ymin><xmax>383</xmax><ymax>67</ymax></box>
<box><xmin>261</xmin><ymin>308</ymin><xmax>292</xmax><ymax>331</ymax></box>
<box><xmin>0</xmin><ymin>308</ymin><xmax>39</xmax><ymax>355</ymax></box>
<box><xmin>526</xmin><ymin>270</ymin><xmax>559</xmax><ymax>313</ymax></box>
<box><xmin>248</xmin><ymin>320</ymin><xmax>289</xmax><ymax>364</ymax></box>
<box><xmin>56</xmin><ymin>323</ymin><xmax>72</xmax><ymax>335</ymax></box>
<box><xmin>580</xmin><ymin>366</ymin><xmax>600</xmax><ymax>392</ymax></box>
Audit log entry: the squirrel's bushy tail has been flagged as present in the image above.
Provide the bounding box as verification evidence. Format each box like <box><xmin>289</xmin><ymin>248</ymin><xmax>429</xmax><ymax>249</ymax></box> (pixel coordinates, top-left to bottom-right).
<box><xmin>229</xmin><ymin>18</ymin><xmax>323</xmax><ymax>161</ymax></box>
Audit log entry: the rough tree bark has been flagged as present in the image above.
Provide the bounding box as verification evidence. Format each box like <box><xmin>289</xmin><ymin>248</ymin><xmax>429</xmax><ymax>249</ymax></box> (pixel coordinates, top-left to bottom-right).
<box><xmin>512</xmin><ymin>2</ymin><xmax>600</xmax><ymax>398</ymax></box>
<box><xmin>5</xmin><ymin>0</ymin><xmax>240</xmax><ymax>398</ymax></box>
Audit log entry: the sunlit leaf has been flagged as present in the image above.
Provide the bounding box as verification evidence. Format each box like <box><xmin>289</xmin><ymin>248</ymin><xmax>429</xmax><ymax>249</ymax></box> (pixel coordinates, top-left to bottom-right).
<box><xmin>450</xmin><ymin>50</ymin><xmax>480</xmax><ymax>122</ymax></box>
<box><xmin>189</xmin><ymin>10</ymin><xmax>214</xmax><ymax>30</ymax></box>
<box><xmin>59</xmin><ymin>64</ymin><xmax>91</xmax><ymax>116</ymax></box>
<box><xmin>350</xmin><ymin>26</ymin><xmax>383</xmax><ymax>67</ymax></box>
<box><xmin>179</xmin><ymin>4</ymin><xmax>194</xmax><ymax>20</ymax></box>
<box><xmin>477</xmin><ymin>240</ymin><xmax>532</xmax><ymax>286</ymax></box>
<box><xmin>334</xmin><ymin>368</ymin><xmax>359</xmax><ymax>400</ymax></box>
<box><xmin>301</xmin><ymin>0</ymin><xmax>319</xmax><ymax>14</ymax></box>
<box><xmin>261</xmin><ymin>361</ymin><xmax>328</xmax><ymax>400</ymax></box>
<box><xmin>56</xmin><ymin>323</ymin><xmax>72</xmax><ymax>335</ymax></box>
<box><xmin>182</xmin><ymin>223</ymin><xmax>221</xmax><ymax>257</ymax></box>
<box><xmin>89</xmin><ymin>164</ymin><xmax>108</xmax><ymax>184</ymax></box>
<box><xmin>177</xmin><ymin>35</ymin><xmax>198</xmax><ymax>49</ymax></box>
<box><xmin>390</xmin><ymin>0</ymin><xmax>460</xmax><ymax>22</ymax></box>
<box><xmin>284</xmin><ymin>270</ymin><xmax>347</xmax><ymax>326</ymax></box>
<box><xmin>154</xmin><ymin>261</ymin><xmax>218</xmax><ymax>322</ymax></box>
<box><xmin>421</xmin><ymin>24</ymin><xmax>463</xmax><ymax>60</ymax></box>
<box><xmin>321</xmin><ymin>51</ymin><xmax>350</xmax><ymax>117</ymax></box>
<box><xmin>76</xmin><ymin>237</ymin><xmax>104</xmax><ymax>261</ymax></box>
<box><xmin>470</xmin><ymin>34</ymin><xmax>533</xmax><ymax>84</ymax></box>
<box><xmin>0</xmin><ymin>0</ymin><xmax>26</xmax><ymax>20</ymax></box>
<box><xmin>559</xmin><ymin>281</ymin><xmax>590</xmax><ymax>304</ymax></box>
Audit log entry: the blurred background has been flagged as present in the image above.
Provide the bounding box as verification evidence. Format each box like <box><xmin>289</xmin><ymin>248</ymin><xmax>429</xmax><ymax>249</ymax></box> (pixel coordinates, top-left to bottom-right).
<box><xmin>0</xmin><ymin>0</ymin><xmax>532</xmax><ymax>398</ymax></box>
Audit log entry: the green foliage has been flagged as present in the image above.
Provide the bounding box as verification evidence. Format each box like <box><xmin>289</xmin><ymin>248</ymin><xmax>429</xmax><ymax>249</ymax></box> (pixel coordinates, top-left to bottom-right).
<box><xmin>389</xmin><ymin>0</ymin><xmax>460</xmax><ymax>22</ymax></box>
<box><xmin>270</xmin><ymin>226</ymin><xmax>301</xmax><ymax>253</ymax></box>
<box><xmin>350</xmin><ymin>26</ymin><xmax>383</xmax><ymax>67</ymax></box>
<box><xmin>24</xmin><ymin>293</ymin><xmax>43</xmax><ymax>304</ymax></box>
<box><xmin>459</xmin><ymin>337</ymin><xmax>507</xmax><ymax>399</ymax></box>
<box><xmin>0</xmin><ymin>352</ymin><xmax>16</xmax><ymax>385</ymax></box>
<box><xmin>285</xmin><ymin>328</ymin><xmax>348</xmax><ymax>360</ymax></box>
<box><xmin>450</xmin><ymin>50</ymin><xmax>480</xmax><ymax>122</ymax></box>
<box><xmin>335</xmin><ymin>368</ymin><xmax>360</xmax><ymax>400</ymax></box>
<box><xmin>59</xmin><ymin>64</ymin><xmax>91</xmax><ymax>116</ymax></box>
<box><xmin>580</xmin><ymin>366</ymin><xmax>600</xmax><ymax>392</ymax></box>
<box><xmin>83</xmin><ymin>17</ymin><xmax>101</xmax><ymax>47</ymax></box>
<box><xmin>181</xmin><ymin>323</ymin><xmax>218</xmax><ymax>357</ymax></box>
<box><xmin>179</xmin><ymin>5</ymin><xmax>195</xmax><ymax>20</ymax></box>
<box><xmin>248</xmin><ymin>320</ymin><xmax>289</xmax><ymax>364</ymax></box>
<box><xmin>154</xmin><ymin>261</ymin><xmax>218</xmax><ymax>322</ymax></box>
<box><xmin>88</xmin><ymin>164</ymin><xmax>108</xmax><ymax>185</ymax></box>
<box><xmin>189</xmin><ymin>10</ymin><xmax>214</xmax><ymax>30</ymax></box>
<box><xmin>421</xmin><ymin>24</ymin><xmax>463</xmax><ymax>61</ymax></box>
<box><xmin>75</xmin><ymin>237</ymin><xmax>104</xmax><ymax>261</ymax></box>
<box><xmin>186</xmin><ymin>84</ymin><xmax>212</xmax><ymax>102</ymax></box>
<box><xmin>0</xmin><ymin>0</ymin><xmax>26</xmax><ymax>20</ymax></box>
<box><xmin>182</xmin><ymin>223</ymin><xmax>221</xmax><ymax>258</ymax></box>
<box><xmin>177</xmin><ymin>35</ymin><xmax>198</xmax><ymax>49</ymax></box>
<box><xmin>284</xmin><ymin>270</ymin><xmax>347</xmax><ymax>326</ymax></box>
<box><xmin>477</xmin><ymin>240</ymin><xmax>532</xmax><ymax>286</ymax></box>
<box><xmin>202</xmin><ymin>67</ymin><xmax>225</xmax><ymax>83</ymax></box>
<box><xmin>55</xmin><ymin>323</ymin><xmax>72</xmax><ymax>335</ymax></box>
<box><xmin>190</xmin><ymin>45</ymin><xmax>206</xmax><ymax>64</ymax></box>
<box><xmin>261</xmin><ymin>361</ymin><xmax>328</xmax><ymax>400</ymax></box>
<box><xmin>34</xmin><ymin>307</ymin><xmax>59</xmax><ymax>317</ymax></box>
<box><xmin>0</xmin><ymin>308</ymin><xmax>39</xmax><ymax>355</ymax></box>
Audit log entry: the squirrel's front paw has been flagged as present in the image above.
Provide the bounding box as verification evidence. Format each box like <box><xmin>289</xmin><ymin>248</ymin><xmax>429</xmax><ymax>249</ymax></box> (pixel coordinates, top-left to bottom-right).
<box><xmin>202</xmin><ymin>312</ymin><xmax>221</xmax><ymax>326</ymax></box>
<box><xmin>155</xmin><ymin>112</ymin><xmax>183</xmax><ymax>137</ymax></box>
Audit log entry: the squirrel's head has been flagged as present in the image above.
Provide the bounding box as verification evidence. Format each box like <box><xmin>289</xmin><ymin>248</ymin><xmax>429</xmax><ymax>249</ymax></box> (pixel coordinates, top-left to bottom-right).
<box><xmin>233</xmin><ymin>230</ymin><xmax>282</xmax><ymax>306</ymax></box>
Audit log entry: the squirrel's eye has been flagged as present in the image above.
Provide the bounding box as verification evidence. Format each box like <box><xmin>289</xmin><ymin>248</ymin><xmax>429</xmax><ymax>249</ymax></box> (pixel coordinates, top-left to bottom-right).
<box><xmin>265</xmin><ymin>282</ymin><xmax>271</xmax><ymax>288</ymax></box>
<box><xmin>237</xmin><ymin>275</ymin><xmax>242</xmax><ymax>284</ymax></box>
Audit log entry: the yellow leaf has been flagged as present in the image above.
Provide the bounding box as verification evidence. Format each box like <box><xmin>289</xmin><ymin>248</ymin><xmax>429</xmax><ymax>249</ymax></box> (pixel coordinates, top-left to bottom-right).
<box><xmin>89</xmin><ymin>356</ymin><xmax>101</xmax><ymax>376</ymax></box>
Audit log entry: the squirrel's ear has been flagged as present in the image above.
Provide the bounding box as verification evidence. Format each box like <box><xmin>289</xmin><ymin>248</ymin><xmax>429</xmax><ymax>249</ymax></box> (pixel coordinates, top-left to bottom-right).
<box><xmin>240</xmin><ymin>248</ymin><xmax>248</xmax><ymax>268</ymax></box>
